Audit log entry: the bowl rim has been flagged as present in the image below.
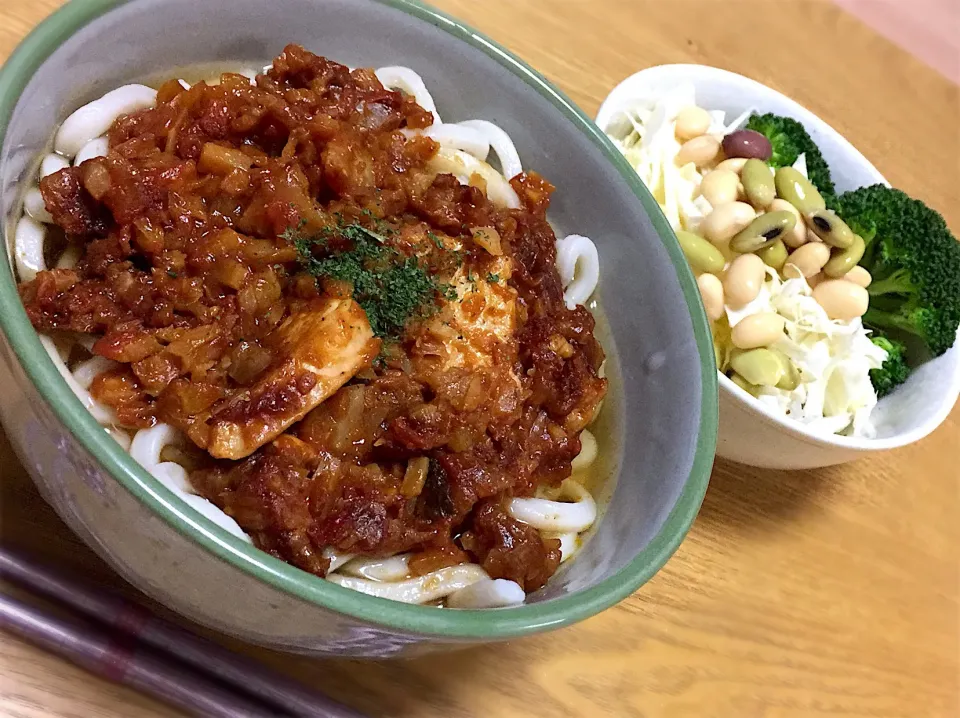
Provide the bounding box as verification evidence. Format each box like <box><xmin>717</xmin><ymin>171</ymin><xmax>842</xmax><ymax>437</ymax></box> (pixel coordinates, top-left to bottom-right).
<box><xmin>596</xmin><ymin>62</ymin><xmax>960</xmax><ymax>453</ymax></box>
<box><xmin>0</xmin><ymin>1</ymin><xmax>718</xmax><ymax>639</ymax></box>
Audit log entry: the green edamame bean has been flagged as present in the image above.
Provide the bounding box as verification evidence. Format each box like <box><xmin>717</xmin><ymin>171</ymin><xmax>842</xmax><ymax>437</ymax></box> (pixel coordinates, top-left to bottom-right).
<box><xmin>730</xmin><ymin>373</ymin><xmax>761</xmax><ymax>397</ymax></box>
<box><xmin>741</xmin><ymin>159</ymin><xmax>776</xmax><ymax>208</ymax></box>
<box><xmin>823</xmin><ymin>234</ymin><xmax>866</xmax><ymax>278</ymax></box>
<box><xmin>756</xmin><ymin>238</ymin><xmax>788</xmax><ymax>271</ymax></box>
<box><xmin>774</xmin><ymin>167</ymin><xmax>826</xmax><ymax>214</ymax></box>
<box><xmin>729</xmin><ymin>348</ymin><xmax>784</xmax><ymax>387</ymax></box>
<box><xmin>729</xmin><ymin>210</ymin><xmax>797</xmax><ymax>253</ymax></box>
<box><xmin>676</xmin><ymin>230</ymin><xmax>725</xmax><ymax>274</ymax></box>
<box><xmin>769</xmin><ymin>348</ymin><xmax>801</xmax><ymax>390</ymax></box>
<box><xmin>807</xmin><ymin>210</ymin><xmax>855</xmax><ymax>249</ymax></box>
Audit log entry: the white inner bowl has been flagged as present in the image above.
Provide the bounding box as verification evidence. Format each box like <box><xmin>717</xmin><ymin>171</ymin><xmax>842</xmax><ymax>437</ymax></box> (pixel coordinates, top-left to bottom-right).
<box><xmin>596</xmin><ymin>64</ymin><xmax>960</xmax><ymax>461</ymax></box>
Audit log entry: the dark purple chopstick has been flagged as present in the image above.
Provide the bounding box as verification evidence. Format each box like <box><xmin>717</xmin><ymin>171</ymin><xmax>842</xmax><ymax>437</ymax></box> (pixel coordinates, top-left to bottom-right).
<box><xmin>0</xmin><ymin>591</ymin><xmax>281</xmax><ymax>717</ymax></box>
<box><xmin>0</xmin><ymin>548</ymin><xmax>365</xmax><ymax>718</ymax></box>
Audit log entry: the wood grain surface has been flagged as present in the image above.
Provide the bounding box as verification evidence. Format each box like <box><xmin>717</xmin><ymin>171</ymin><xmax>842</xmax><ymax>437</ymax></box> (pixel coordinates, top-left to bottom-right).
<box><xmin>1</xmin><ymin>1</ymin><xmax>958</xmax><ymax>717</ymax></box>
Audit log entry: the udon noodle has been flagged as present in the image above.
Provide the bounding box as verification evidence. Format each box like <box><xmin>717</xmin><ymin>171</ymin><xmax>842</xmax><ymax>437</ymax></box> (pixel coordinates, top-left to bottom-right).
<box><xmin>13</xmin><ymin>50</ymin><xmax>604</xmax><ymax>609</ymax></box>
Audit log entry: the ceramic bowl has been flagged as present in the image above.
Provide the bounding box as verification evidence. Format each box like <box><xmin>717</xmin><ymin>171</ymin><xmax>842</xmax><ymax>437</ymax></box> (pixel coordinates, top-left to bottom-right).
<box><xmin>596</xmin><ymin>64</ymin><xmax>960</xmax><ymax>470</ymax></box>
<box><xmin>0</xmin><ymin>1</ymin><xmax>717</xmax><ymax>656</ymax></box>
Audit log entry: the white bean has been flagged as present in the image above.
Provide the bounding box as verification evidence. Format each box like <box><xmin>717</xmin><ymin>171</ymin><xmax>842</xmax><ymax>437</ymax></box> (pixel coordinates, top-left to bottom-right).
<box><xmin>697</xmin><ymin>273</ymin><xmax>725</xmax><ymax>321</ymax></box>
<box><xmin>23</xmin><ymin>187</ymin><xmax>53</xmax><ymax>224</ymax></box>
<box><xmin>812</xmin><ymin>280</ymin><xmax>869</xmax><ymax>320</ymax></box>
<box><xmin>731</xmin><ymin>312</ymin><xmax>786</xmax><ymax>349</ymax></box>
<box><xmin>701</xmin><ymin>202</ymin><xmax>756</xmax><ymax>244</ymax></box>
<box><xmin>73</xmin><ymin>136</ymin><xmax>110</xmax><ymax>166</ymax></box>
<box><xmin>714</xmin><ymin>158</ymin><xmax>748</xmax><ymax>175</ymax></box>
<box><xmin>723</xmin><ymin>253</ymin><xmax>765</xmax><ymax>308</ymax></box>
<box><xmin>55</xmin><ymin>84</ymin><xmax>157</xmax><ymax>158</ymax></box>
<box><xmin>770</xmin><ymin>199</ymin><xmax>807</xmax><ymax>248</ymax></box>
<box><xmin>676</xmin><ymin>135</ymin><xmax>721</xmax><ymax>167</ymax></box>
<box><xmin>784</xmin><ymin>243</ymin><xmax>830</xmax><ymax>279</ymax></box>
<box><xmin>674</xmin><ymin>106</ymin><xmax>711</xmax><ymax>141</ymax></box>
<box><xmin>699</xmin><ymin>169</ymin><xmax>739</xmax><ymax>207</ymax></box>
<box><xmin>40</xmin><ymin>153</ymin><xmax>70</xmax><ymax>178</ymax></box>
<box><xmin>844</xmin><ymin>265</ymin><xmax>872</xmax><ymax>288</ymax></box>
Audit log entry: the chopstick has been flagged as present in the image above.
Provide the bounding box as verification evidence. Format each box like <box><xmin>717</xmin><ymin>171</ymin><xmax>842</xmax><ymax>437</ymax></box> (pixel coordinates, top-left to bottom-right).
<box><xmin>0</xmin><ymin>547</ymin><xmax>366</xmax><ymax>718</ymax></box>
<box><xmin>0</xmin><ymin>592</ymin><xmax>282</xmax><ymax>717</ymax></box>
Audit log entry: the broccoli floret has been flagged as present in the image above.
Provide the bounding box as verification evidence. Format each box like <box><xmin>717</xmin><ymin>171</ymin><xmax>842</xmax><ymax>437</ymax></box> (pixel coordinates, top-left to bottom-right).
<box><xmin>745</xmin><ymin>113</ymin><xmax>837</xmax><ymax>208</ymax></box>
<box><xmin>868</xmin><ymin>335</ymin><xmax>910</xmax><ymax>398</ymax></box>
<box><xmin>837</xmin><ymin>184</ymin><xmax>960</xmax><ymax>359</ymax></box>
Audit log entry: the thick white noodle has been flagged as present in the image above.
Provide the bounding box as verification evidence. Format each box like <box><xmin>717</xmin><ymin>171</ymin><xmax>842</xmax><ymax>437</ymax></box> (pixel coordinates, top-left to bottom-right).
<box><xmin>55</xmin><ymin>84</ymin><xmax>157</xmax><ymax>158</ymax></box>
<box><xmin>506</xmin><ymin>479</ymin><xmax>597</xmax><ymax>534</ymax></box>
<box><xmin>447</xmin><ymin>578</ymin><xmax>525</xmax><ymax>609</ymax></box>
<box><xmin>404</xmin><ymin>124</ymin><xmax>490</xmax><ymax>161</ymax></box>
<box><xmin>327</xmin><ymin>564</ymin><xmax>488</xmax><ymax>604</ymax></box>
<box><xmin>56</xmin><ymin>244</ymin><xmax>83</xmax><ymax>270</ymax></box>
<box><xmin>38</xmin><ymin>335</ymin><xmax>116</xmax><ymax>425</ymax></box>
<box><xmin>571</xmin><ymin>429</ymin><xmax>597</xmax><ymax>473</ymax></box>
<box><xmin>543</xmin><ymin>531</ymin><xmax>580</xmax><ymax>563</ymax></box>
<box><xmin>74</xmin><ymin>136</ymin><xmax>109</xmax><ymax>166</ymax></box>
<box><xmin>72</xmin><ymin>356</ymin><xmax>119</xmax><ymax>389</ymax></box>
<box><xmin>23</xmin><ymin>188</ymin><xmax>52</xmax><ymax>224</ymax></box>
<box><xmin>129</xmin><ymin>424</ymin><xmax>252</xmax><ymax>542</ymax></box>
<box><xmin>456</xmin><ymin>120</ymin><xmax>523</xmax><ymax>180</ymax></box>
<box><xmin>556</xmin><ymin>234</ymin><xmax>600</xmax><ymax>310</ymax></box>
<box><xmin>339</xmin><ymin>554</ymin><xmax>411</xmax><ymax>582</ymax></box>
<box><xmin>427</xmin><ymin>148</ymin><xmax>520</xmax><ymax>209</ymax></box>
<box><xmin>374</xmin><ymin>66</ymin><xmax>441</xmax><ymax>122</ymax></box>
<box><xmin>40</xmin><ymin>153</ymin><xmax>70</xmax><ymax>178</ymax></box>
<box><xmin>14</xmin><ymin>216</ymin><xmax>45</xmax><ymax>282</ymax></box>
<box><xmin>323</xmin><ymin>548</ymin><xmax>357</xmax><ymax>573</ymax></box>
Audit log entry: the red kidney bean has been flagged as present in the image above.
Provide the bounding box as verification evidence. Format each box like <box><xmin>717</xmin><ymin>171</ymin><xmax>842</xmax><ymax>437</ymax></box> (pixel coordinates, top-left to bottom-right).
<box><xmin>721</xmin><ymin>129</ymin><xmax>772</xmax><ymax>160</ymax></box>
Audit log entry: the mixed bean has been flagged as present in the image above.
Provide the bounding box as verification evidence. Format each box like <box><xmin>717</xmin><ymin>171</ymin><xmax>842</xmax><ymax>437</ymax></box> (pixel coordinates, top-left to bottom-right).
<box><xmin>669</xmin><ymin>105</ymin><xmax>873</xmax><ymax>391</ymax></box>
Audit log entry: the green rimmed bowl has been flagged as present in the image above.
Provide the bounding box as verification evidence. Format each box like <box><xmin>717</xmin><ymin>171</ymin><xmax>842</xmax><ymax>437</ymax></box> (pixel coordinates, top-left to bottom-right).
<box><xmin>0</xmin><ymin>0</ymin><xmax>717</xmax><ymax>657</ymax></box>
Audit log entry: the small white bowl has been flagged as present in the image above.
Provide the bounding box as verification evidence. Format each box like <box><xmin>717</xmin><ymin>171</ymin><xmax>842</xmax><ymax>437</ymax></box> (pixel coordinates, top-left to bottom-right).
<box><xmin>597</xmin><ymin>64</ymin><xmax>960</xmax><ymax>469</ymax></box>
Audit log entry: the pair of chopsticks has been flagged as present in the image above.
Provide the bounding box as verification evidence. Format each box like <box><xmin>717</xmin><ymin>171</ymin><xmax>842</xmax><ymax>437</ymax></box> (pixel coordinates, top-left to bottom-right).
<box><xmin>0</xmin><ymin>547</ymin><xmax>366</xmax><ymax>718</ymax></box>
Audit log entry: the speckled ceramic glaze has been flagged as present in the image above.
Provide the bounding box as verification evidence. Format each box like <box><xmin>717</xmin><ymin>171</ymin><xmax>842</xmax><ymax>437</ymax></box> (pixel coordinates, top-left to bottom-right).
<box><xmin>0</xmin><ymin>0</ymin><xmax>717</xmax><ymax>656</ymax></box>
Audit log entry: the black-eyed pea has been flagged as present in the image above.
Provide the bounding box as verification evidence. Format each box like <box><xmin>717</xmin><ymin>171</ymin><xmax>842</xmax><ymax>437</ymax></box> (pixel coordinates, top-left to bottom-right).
<box><xmin>823</xmin><ymin>234</ymin><xmax>866</xmax><ymax>278</ymax></box>
<box><xmin>676</xmin><ymin>135</ymin><xmax>721</xmax><ymax>167</ymax></box>
<box><xmin>769</xmin><ymin>199</ymin><xmax>807</xmax><ymax>248</ymax></box>
<box><xmin>784</xmin><ymin>242</ymin><xmax>830</xmax><ymax>279</ymax></box>
<box><xmin>844</xmin><ymin>265</ymin><xmax>872</xmax><ymax>288</ymax></box>
<box><xmin>699</xmin><ymin>169</ymin><xmax>740</xmax><ymax>207</ymax></box>
<box><xmin>697</xmin><ymin>273</ymin><xmax>725</xmax><ymax>321</ymax></box>
<box><xmin>812</xmin><ymin>279</ymin><xmax>869</xmax><ymax>320</ymax></box>
<box><xmin>729</xmin><ymin>211</ymin><xmax>797</xmax><ymax>253</ymax></box>
<box><xmin>731</xmin><ymin>312</ymin><xmax>785</xmax><ymax>349</ymax></box>
<box><xmin>675</xmin><ymin>106</ymin><xmax>712</xmax><ymax>141</ymax></box>
<box><xmin>715</xmin><ymin>158</ymin><xmax>748</xmax><ymax>175</ymax></box>
<box><xmin>807</xmin><ymin>210</ymin><xmax>855</xmax><ymax>249</ymax></box>
<box><xmin>723</xmin><ymin>253</ymin><xmax>765</xmax><ymax>308</ymax></box>
<box><xmin>701</xmin><ymin>202</ymin><xmax>756</xmax><ymax>244</ymax></box>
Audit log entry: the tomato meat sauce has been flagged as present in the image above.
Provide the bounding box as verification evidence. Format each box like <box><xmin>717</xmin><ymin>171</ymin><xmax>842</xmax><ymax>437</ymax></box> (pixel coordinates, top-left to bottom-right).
<box><xmin>18</xmin><ymin>45</ymin><xmax>606</xmax><ymax>592</ymax></box>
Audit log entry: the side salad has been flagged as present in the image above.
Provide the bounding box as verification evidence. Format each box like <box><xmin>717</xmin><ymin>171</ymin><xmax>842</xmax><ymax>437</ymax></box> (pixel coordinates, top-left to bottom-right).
<box><xmin>603</xmin><ymin>85</ymin><xmax>960</xmax><ymax>438</ymax></box>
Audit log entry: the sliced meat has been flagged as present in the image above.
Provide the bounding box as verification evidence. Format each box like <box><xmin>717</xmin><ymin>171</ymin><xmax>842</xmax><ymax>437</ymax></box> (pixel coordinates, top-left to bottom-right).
<box><xmin>190</xmin><ymin>297</ymin><xmax>379</xmax><ymax>459</ymax></box>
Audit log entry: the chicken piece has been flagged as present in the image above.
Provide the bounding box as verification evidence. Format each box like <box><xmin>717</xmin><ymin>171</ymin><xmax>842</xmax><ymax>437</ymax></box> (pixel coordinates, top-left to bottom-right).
<box><xmin>192</xmin><ymin>297</ymin><xmax>379</xmax><ymax>459</ymax></box>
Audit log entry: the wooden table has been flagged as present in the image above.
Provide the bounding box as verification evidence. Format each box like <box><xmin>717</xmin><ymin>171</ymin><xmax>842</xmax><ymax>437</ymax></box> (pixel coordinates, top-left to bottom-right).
<box><xmin>1</xmin><ymin>1</ymin><xmax>958</xmax><ymax>716</ymax></box>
